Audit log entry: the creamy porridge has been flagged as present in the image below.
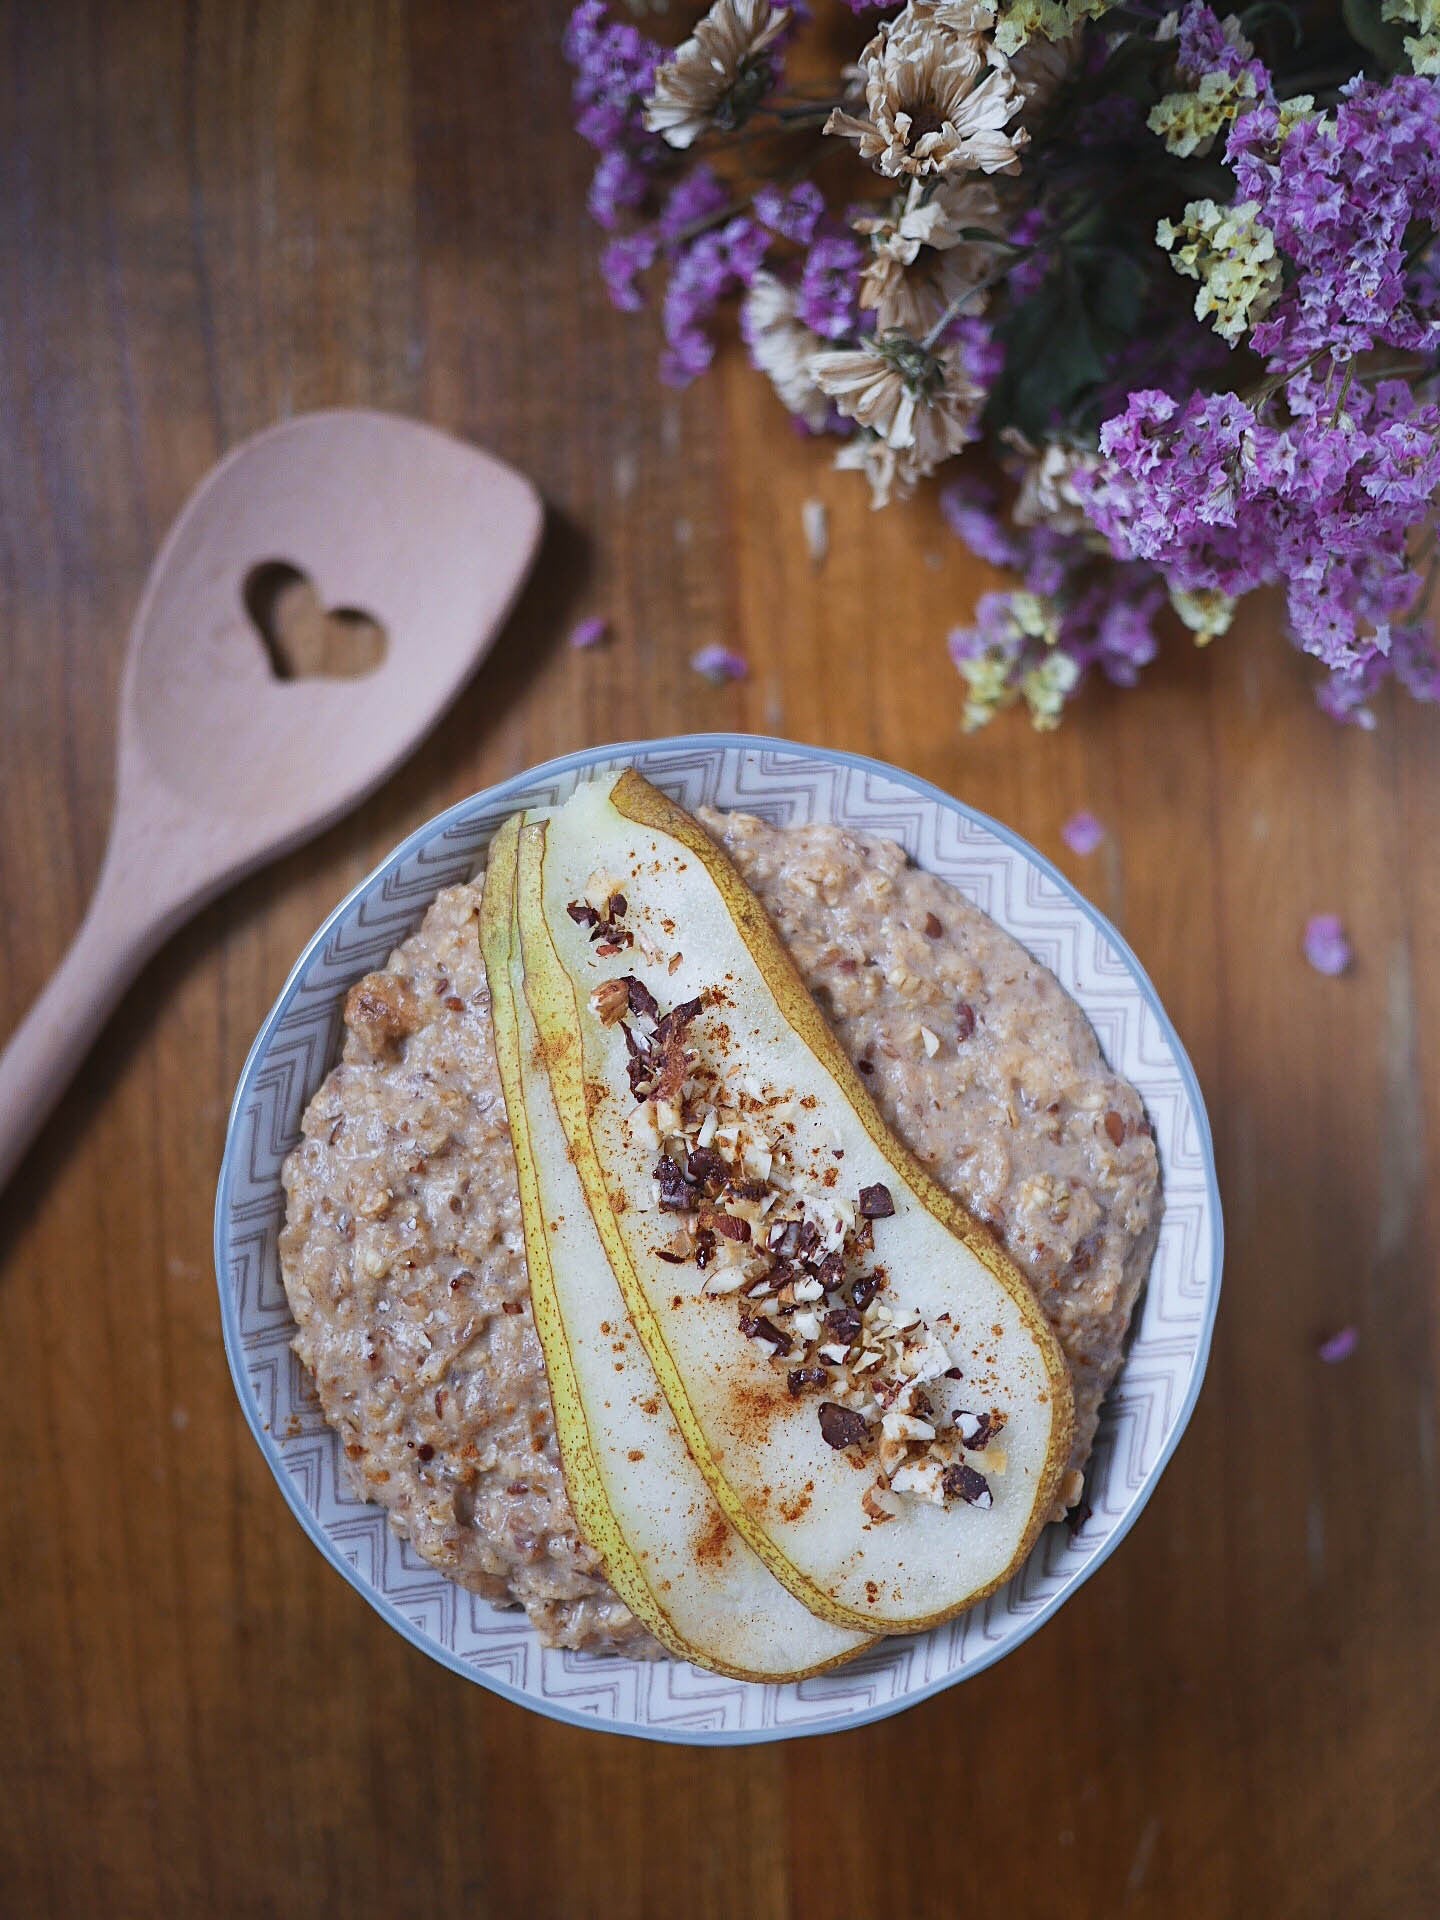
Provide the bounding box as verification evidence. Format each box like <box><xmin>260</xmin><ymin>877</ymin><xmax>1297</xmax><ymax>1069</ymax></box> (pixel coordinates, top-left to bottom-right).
<box><xmin>280</xmin><ymin>810</ymin><xmax>1161</xmax><ymax>1654</ymax></box>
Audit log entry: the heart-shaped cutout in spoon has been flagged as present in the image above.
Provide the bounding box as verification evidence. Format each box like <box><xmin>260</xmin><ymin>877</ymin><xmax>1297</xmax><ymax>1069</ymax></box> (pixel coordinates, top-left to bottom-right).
<box><xmin>0</xmin><ymin>409</ymin><xmax>543</xmax><ymax>1194</ymax></box>
<box><xmin>243</xmin><ymin>560</ymin><xmax>388</xmax><ymax>680</ymax></box>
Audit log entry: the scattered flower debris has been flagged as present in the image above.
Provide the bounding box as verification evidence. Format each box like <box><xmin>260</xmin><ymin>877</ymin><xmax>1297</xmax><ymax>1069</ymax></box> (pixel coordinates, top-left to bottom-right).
<box><xmin>569</xmin><ymin>615</ymin><xmax>609</xmax><ymax>650</ymax></box>
<box><xmin>1317</xmin><ymin>1325</ymin><xmax>1358</xmax><ymax>1364</ymax></box>
<box><xmin>691</xmin><ymin>643</ymin><xmax>750</xmax><ymax>684</ymax></box>
<box><xmin>801</xmin><ymin>497</ymin><xmax>829</xmax><ymax>569</ymax></box>
<box><xmin>1303</xmin><ymin>914</ymin><xmax>1352</xmax><ymax>977</ymax></box>
<box><xmin>1061</xmin><ymin>810</ymin><xmax>1106</xmax><ymax>857</ymax></box>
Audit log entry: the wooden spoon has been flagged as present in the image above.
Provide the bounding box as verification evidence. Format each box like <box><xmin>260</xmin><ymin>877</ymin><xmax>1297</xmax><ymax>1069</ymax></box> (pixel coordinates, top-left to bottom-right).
<box><xmin>0</xmin><ymin>409</ymin><xmax>543</xmax><ymax>1193</ymax></box>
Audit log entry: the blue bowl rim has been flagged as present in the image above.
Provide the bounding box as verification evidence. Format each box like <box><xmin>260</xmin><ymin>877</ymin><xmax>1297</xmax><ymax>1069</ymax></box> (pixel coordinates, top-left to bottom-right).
<box><xmin>214</xmin><ymin>731</ymin><xmax>1223</xmax><ymax>1746</ymax></box>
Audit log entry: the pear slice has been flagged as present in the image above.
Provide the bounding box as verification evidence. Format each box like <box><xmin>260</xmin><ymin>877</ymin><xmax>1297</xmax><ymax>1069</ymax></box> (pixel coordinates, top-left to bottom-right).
<box><xmin>513</xmin><ymin>770</ymin><xmax>1074</xmax><ymax>1635</ymax></box>
<box><xmin>478</xmin><ymin>815</ymin><xmax>874</xmax><ymax>1681</ymax></box>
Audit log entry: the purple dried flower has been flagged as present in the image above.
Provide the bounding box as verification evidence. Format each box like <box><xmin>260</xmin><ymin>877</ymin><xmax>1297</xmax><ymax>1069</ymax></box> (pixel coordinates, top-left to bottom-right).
<box><xmin>796</xmin><ymin>234</ymin><xmax>865</xmax><ymax>341</ymax></box>
<box><xmin>564</xmin><ymin>4</ymin><xmax>663</xmax><ymax>153</ymax></box>
<box><xmin>940</xmin><ymin>476</ymin><xmax>1025</xmax><ymax>569</ymax></box>
<box><xmin>1175</xmin><ymin>3</ymin><xmax>1268</xmax><ymax>86</ymax></box>
<box><xmin>722</xmin><ymin>213</ymin><xmax>771</xmax><ymax>287</ymax></box>
<box><xmin>691</xmin><ymin>644</ymin><xmax>749</xmax><ymax>684</ymax></box>
<box><xmin>754</xmin><ymin>180</ymin><xmax>826</xmax><ymax>245</ymax></box>
<box><xmin>659</xmin><ymin>166</ymin><xmax>731</xmax><ymax>242</ymax></box>
<box><xmin>1303</xmin><ymin>914</ymin><xmax>1352</xmax><ymax>977</ymax></box>
<box><xmin>588</xmin><ymin>148</ymin><xmax>649</xmax><ymax>230</ymax></box>
<box><xmin>601</xmin><ymin>228</ymin><xmax>659</xmax><ymax>312</ymax></box>
<box><xmin>1230</xmin><ymin>76</ymin><xmax>1440</xmax><ymax>367</ymax></box>
<box><xmin>1061</xmin><ymin>810</ymin><xmax>1106</xmax><ymax>856</ymax></box>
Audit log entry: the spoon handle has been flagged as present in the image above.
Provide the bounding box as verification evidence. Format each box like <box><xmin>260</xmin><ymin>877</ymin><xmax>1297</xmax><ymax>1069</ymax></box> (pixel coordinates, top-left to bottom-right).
<box><xmin>0</xmin><ymin>845</ymin><xmax>174</xmax><ymax>1195</ymax></box>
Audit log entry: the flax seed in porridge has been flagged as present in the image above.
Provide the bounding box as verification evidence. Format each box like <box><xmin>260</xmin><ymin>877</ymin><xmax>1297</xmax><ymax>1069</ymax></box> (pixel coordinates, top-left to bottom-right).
<box><xmin>279</xmin><ymin>808</ymin><xmax>1161</xmax><ymax>1654</ymax></box>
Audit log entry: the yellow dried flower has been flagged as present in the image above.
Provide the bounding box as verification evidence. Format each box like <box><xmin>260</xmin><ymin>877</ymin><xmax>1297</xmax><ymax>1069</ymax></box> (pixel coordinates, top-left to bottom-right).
<box><xmin>1168</xmin><ymin>586</ymin><xmax>1236</xmax><ymax>647</ymax></box>
<box><xmin>1148</xmin><ymin>65</ymin><xmax>1260</xmax><ymax>157</ymax></box>
<box><xmin>1156</xmin><ymin>197</ymin><xmax>1281</xmax><ymax>346</ymax></box>
<box><xmin>1383</xmin><ymin>0</ymin><xmax>1440</xmax><ymax>72</ymax></box>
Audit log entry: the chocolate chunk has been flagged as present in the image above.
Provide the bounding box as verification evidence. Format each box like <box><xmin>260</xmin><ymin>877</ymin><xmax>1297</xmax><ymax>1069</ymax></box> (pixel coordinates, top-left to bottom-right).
<box><xmin>1104</xmin><ymin>1109</ymin><xmax>1126</xmax><ymax>1147</ymax></box>
<box><xmin>608</xmin><ymin>892</ymin><xmax>628</xmax><ymax>920</ymax></box>
<box><xmin>851</xmin><ymin>1274</ymin><xmax>878</xmax><ymax>1311</ymax></box>
<box><xmin>566</xmin><ymin>900</ymin><xmax>600</xmax><ymax>927</ymax></box>
<box><xmin>416</xmin><ymin>1443</ymin><xmax>435</xmax><ymax>1463</ymax></box>
<box><xmin>955</xmin><ymin>1002</ymin><xmax>976</xmax><ymax>1043</ymax></box>
<box><xmin>824</xmin><ymin>1306</ymin><xmax>862</xmax><ymax>1344</ymax></box>
<box><xmin>624</xmin><ymin>975</ymin><xmax>659</xmax><ymax>1020</ymax></box>
<box><xmin>694</xmin><ymin>1229</ymin><xmax>716</xmax><ymax>1271</ymax></box>
<box><xmin>739</xmin><ymin>1314</ymin><xmax>792</xmax><ymax>1355</ymax></box>
<box><xmin>654</xmin><ymin>1155</ymin><xmax>696</xmax><ymax>1211</ymax></box>
<box><xmin>923</xmin><ymin>912</ymin><xmax>943</xmax><ymax>938</ymax></box>
<box><xmin>818</xmin><ymin>1402</ymin><xmax>870</xmax><ymax>1450</ymax></box>
<box><xmin>729</xmin><ymin>1178</ymin><xmax>769</xmax><ymax>1203</ymax></box>
<box><xmin>685</xmin><ymin>1147</ymin><xmax>727</xmax><ymax>1191</ymax></box>
<box><xmin>655</xmin><ymin>997</ymin><xmax>703</xmax><ymax>1046</ymax></box>
<box><xmin>786</xmin><ymin>1366</ymin><xmax>829</xmax><ymax>1397</ymax></box>
<box><xmin>943</xmin><ymin>1365</ymin><xmax>964</xmax><ymax>1380</ymax></box>
<box><xmin>655</xmin><ymin>1249</ymin><xmax>686</xmax><ymax>1265</ymax></box>
<box><xmin>858</xmin><ymin>1183</ymin><xmax>895</xmax><ymax>1219</ymax></box>
<box><xmin>857</xmin><ymin>1059</ymin><xmax>875</xmax><ymax>1075</ymax></box>
<box><xmin>796</xmin><ymin>1220</ymin><xmax>821</xmax><ymax>1258</ymax></box>
<box><xmin>942</xmin><ymin>1461</ymin><xmax>993</xmax><ymax>1507</ymax></box>
<box><xmin>816</xmin><ymin>1250</ymin><xmax>846</xmax><ymax>1291</ymax></box>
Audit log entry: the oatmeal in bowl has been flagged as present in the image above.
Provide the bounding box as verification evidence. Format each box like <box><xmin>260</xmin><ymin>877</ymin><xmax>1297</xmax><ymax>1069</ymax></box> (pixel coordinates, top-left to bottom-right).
<box><xmin>217</xmin><ymin>737</ymin><xmax>1220</xmax><ymax>1738</ymax></box>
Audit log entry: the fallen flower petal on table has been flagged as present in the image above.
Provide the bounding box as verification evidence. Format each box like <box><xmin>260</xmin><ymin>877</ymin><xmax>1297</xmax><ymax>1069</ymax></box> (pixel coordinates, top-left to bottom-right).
<box><xmin>691</xmin><ymin>643</ymin><xmax>749</xmax><ymax>684</ymax></box>
<box><xmin>1317</xmin><ymin>1326</ymin><xmax>1359</xmax><ymax>1364</ymax></box>
<box><xmin>569</xmin><ymin>616</ymin><xmax>610</xmax><ymax>650</ymax></box>
<box><xmin>1303</xmin><ymin>914</ymin><xmax>1352</xmax><ymax>977</ymax></box>
<box><xmin>1061</xmin><ymin>810</ymin><xmax>1105</xmax><ymax>857</ymax></box>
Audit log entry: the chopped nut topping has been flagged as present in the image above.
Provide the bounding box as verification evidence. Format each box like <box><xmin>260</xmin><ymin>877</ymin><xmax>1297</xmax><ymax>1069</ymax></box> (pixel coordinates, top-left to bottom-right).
<box><xmin>955</xmin><ymin>1409</ymin><xmax>1006</xmax><ymax>1451</ymax></box>
<box><xmin>579</xmin><ymin>967</ymin><xmax>1006</xmax><ymax>1518</ymax></box>
<box><xmin>590</xmin><ymin>977</ymin><xmax>632</xmax><ymax>1026</ymax></box>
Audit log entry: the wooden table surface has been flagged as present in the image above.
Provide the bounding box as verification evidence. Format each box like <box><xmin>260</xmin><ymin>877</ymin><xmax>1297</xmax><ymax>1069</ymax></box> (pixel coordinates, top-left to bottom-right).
<box><xmin>2</xmin><ymin>3</ymin><xmax>1436</xmax><ymax>1914</ymax></box>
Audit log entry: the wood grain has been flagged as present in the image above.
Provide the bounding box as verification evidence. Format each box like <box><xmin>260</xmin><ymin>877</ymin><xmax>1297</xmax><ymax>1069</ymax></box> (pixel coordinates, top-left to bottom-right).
<box><xmin>0</xmin><ymin>2</ymin><xmax>1435</xmax><ymax>1914</ymax></box>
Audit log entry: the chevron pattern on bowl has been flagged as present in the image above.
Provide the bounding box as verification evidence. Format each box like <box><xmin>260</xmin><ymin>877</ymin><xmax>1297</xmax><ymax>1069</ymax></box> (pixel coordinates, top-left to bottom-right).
<box><xmin>215</xmin><ymin>736</ymin><xmax>1222</xmax><ymax>1744</ymax></box>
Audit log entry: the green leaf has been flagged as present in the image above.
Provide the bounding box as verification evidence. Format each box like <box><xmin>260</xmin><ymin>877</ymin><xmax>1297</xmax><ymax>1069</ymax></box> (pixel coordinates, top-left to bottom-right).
<box><xmin>1341</xmin><ymin>0</ymin><xmax>1407</xmax><ymax>68</ymax></box>
<box><xmin>986</xmin><ymin>268</ymin><xmax>1110</xmax><ymax>443</ymax></box>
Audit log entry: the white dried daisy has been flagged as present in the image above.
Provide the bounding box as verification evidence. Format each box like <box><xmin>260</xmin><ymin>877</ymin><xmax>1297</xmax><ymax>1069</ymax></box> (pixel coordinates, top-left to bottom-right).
<box><xmin>1008</xmin><ymin>437</ymin><xmax>1103</xmax><ymax>533</ymax></box>
<box><xmin>825</xmin><ymin>2</ymin><xmax>1029</xmax><ymax>180</ymax></box>
<box><xmin>853</xmin><ymin>176</ymin><xmax>1005</xmax><ymax>322</ymax></box>
<box><xmin>817</xmin><ymin>332</ymin><xmax>985</xmax><ymax>504</ymax></box>
<box><xmin>739</xmin><ymin>271</ymin><xmax>831</xmax><ymax>430</ymax></box>
<box><xmin>644</xmin><ymin>0</ymin><xmax>791</xmax><ymax>149</ymax></box>
<box><xmin>834</xmin><ymin>433</ymin><xmax>927</xmax><ymax>509</ymax></box>
<box><xmin>871</xmin><ymin>245</ymin><xmax>981</xmax><ymax>335</ymax></box>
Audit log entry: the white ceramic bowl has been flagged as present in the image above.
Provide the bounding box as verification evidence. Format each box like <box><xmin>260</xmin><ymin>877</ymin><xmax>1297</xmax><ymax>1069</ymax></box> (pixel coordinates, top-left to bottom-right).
<box><xmin>215</xmin><ymin>735</ymin><xmax>1222</xmax><ymax>1744</ymax></box>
